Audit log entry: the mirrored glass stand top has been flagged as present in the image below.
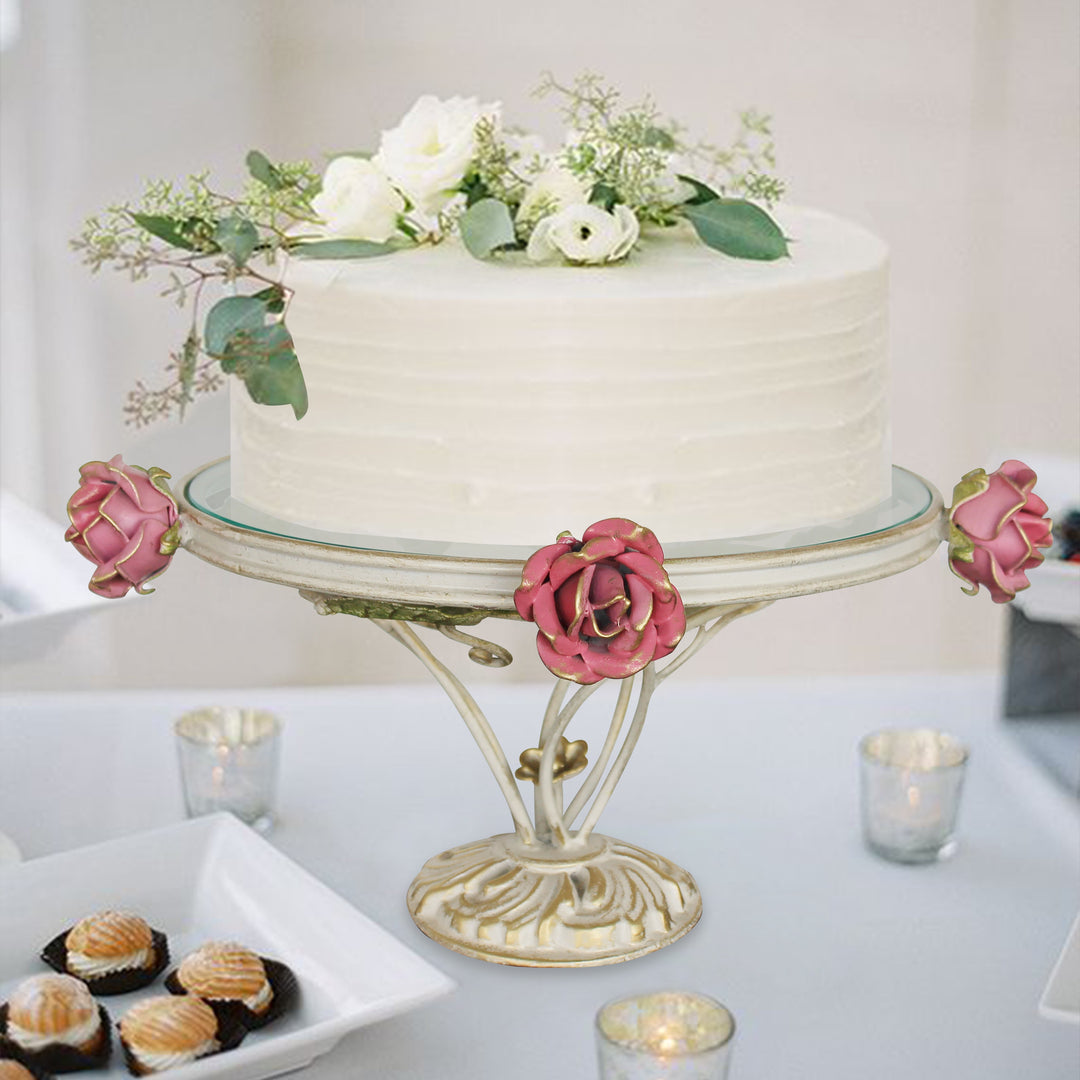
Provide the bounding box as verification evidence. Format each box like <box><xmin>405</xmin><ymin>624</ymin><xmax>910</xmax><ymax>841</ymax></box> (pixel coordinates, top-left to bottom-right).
<box><xmin>179</xmin><ymin>459</ymin><xmax>946</xmax><ymax>967</ymax></box>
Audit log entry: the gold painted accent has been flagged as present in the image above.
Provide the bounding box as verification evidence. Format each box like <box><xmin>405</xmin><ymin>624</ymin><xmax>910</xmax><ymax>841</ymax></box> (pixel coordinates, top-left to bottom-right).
<box><xmin>298</xmin><ymin>591</ymin><xmax>494</xmax><ymax>626</ymax></box>
<box><xmin>159</xmin><ymin>522</ymin><xmax>182</xmax><ymax>557</ymax></box>
<box><xmin>407</xmin><ymin>833</ymin><xmax>701</xmax><ymax>967</ymax></box>
<box><xmin>515</xmin><ymin>736</ymin><xmax>588</xmax><ymax>783</ymax></box>
<box><xmin>947</xmin><ymin>521</ymin><xmax>975</xmax><ymax>564</ymax></box>
<box><xmin>948</xmin><ymin>468</ymin><xmax>990</xmax><ymax>513</ymax></box>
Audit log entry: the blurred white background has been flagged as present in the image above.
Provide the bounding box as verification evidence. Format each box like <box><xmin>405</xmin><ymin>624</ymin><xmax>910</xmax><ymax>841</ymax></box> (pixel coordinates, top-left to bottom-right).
<box><xmin>1</xmin><ymin>0</ymin><xmax>1077</xmax><ymax>690</ymax></box>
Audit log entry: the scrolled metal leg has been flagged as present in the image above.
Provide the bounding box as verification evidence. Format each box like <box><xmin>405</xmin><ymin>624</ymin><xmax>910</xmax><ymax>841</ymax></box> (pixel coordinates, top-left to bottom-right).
<box><xmin>305</xmin><ymin>592</ymin><xmax>769</xmax><ymax>966</ymax></box>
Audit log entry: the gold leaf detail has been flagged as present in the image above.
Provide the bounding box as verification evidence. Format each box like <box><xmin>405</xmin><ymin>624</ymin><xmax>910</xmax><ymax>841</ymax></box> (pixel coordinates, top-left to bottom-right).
<box><xmin>515</xmin><ymin>736</ymin><xmax>589</xmax><ymax>783</ymax></box>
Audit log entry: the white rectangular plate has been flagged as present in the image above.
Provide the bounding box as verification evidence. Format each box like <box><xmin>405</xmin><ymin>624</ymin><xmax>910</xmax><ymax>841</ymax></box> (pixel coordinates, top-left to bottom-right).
<box><xmin>0</xmin><ymin>814</ymin><xmax>454</xmax><ymax>1078</ymax></box>
<box><xmin>1041</xmin><ymin>912</ymin><xmax>1080</xmax><ymax>1024</ymax></box>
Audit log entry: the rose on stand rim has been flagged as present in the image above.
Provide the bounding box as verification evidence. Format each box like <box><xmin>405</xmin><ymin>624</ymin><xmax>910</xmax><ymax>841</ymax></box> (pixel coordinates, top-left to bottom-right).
<box><xmin>947</xmin><ymin>459</ymin><xmax>1053</xmax><ymax>603</ymax></box>
<box><xmin>64</xmin><ymin>455</ymin><xmax>180</xmax><ymax>598</ymax></box>
<box><xmin>514</xmin><ymin>516</ymin><xmax>687</xmax><ymax>684</ymax></box>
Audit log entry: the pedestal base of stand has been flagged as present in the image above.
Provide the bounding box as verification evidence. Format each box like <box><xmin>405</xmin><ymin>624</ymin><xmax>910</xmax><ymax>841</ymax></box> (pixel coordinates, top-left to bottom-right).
<box><xmin>407</xmin><ymin>833</ymin><xmax>701</xmax><ymax>967</ymax></box>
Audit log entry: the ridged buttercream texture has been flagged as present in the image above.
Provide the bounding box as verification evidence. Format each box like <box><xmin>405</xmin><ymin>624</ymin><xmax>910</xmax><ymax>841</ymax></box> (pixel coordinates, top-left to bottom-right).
<box><xmin>231</xmin><ymin>206</ymin><xmax>891</xmax><ymax>544</ymax></box>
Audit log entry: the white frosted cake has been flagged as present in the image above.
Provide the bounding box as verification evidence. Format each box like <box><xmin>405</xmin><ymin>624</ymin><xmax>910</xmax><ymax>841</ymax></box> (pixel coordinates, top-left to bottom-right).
<box><xmin>230</xmin><ymin>205</ymin><xmax>890</xmax><ymax>546</ymax></box>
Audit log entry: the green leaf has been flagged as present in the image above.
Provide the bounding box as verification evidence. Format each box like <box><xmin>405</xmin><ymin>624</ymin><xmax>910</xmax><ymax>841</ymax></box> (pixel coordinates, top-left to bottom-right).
<box><xmin>459</xmin><ymin>172</ymin><xmax>492</xmax><ymax>208</ymax></box>
<box><xmin>290</xmin><ymin>238</ymin><xmax>398</xmax><ymax>259</ymax></box>
<box><xmin>246</xmin><ymin>149</ymin><xmax>283</xmax><ymax>190</ymax></box>
<box><xmin>131</xmin><ymin>213</ymin><xmax>201</xmax><ymax>251</ymax></box>
<box><xmin>213</xmin><ymin>215</ymin><xmax>260</xmax><ymax>267</ymax></box>
<box><xmin>682</xmin><ymin>199</ymin><xmax>789</xmax><ymax>260</ymax></box>
<box><xmin>643</xmin><ymin>126</ymin><xmax>677</xmax><ymax>151</ymax></box>
<box><xmin>253</xmin><ymin>284</ymin><xmax>286</xmax><ymax>314</ymax></box>
<box><xmin>676</xmin><ymin>175</ymin><xmax>720</xmax><ymax>206</ymax></box>
<box><xmin>203</xmin><ymin>296</ymin><xmax>268</xmax><ymax>356</ymax></box>
<box><xmin>589</xmin><ymin>183</ymin><xmax>618</xmax><ymax>211</ymax></box>
<box><xmin>229</xmin><ymin>324</ymin><xmax>308</xmax><ymax>419</ymax></box>
<box><xmin>458</xmin><ymin>198</ymin><xmax>516</xmax><ymax>259</ymax></box>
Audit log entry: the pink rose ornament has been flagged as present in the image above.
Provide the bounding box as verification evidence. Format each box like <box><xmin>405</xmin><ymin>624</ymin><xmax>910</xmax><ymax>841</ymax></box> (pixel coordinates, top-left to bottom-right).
<box><xmin>515</xmin><ymin>517</ymin><xmax>686</xmax><ymax>684</ymax></box>
<box><xmin>65</xmin><ymin>455</ymin><xmax>180</xmax><ymax>597</ymax></box>
<box><xmin>947</xmin><ymin>459</ymin><xmax>1052</xmax><ymax>603</ymax></box>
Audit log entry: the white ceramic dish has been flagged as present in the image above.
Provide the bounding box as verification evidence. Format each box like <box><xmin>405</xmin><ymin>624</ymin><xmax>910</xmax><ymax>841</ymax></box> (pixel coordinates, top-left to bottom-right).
<box><xmin>0</xmin><ymin>814</ymin><xmax>454</xmax><ymax>1078</ymax></box>
<box><xmin>1040</xmin><ymin>912</ymin><xmax>1080</xmax><ymax>1024</ymax></box>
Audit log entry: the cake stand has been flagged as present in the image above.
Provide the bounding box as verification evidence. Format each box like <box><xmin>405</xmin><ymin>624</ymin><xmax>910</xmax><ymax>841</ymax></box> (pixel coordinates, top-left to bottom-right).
<box><xmin>178</xmin><ymin>460</ymin><xmax>945</xmax><ymax>967</ymax></box>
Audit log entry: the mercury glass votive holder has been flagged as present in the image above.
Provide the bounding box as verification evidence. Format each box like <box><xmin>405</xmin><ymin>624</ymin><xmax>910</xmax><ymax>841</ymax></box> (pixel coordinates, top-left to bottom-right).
<box><xmin>596</xmin><ymin>991</ymin><xmax>736</xmax><ymax>1080</ymax></box>
<box><xmin>859</xmin><ymin>728</ymin><xmax>969</xmax><ymax>864</ymax></box>
<box><xmin>175</xmin><ymin>707</ymin><xmax>282</xmax><ymax>833</ymax></box>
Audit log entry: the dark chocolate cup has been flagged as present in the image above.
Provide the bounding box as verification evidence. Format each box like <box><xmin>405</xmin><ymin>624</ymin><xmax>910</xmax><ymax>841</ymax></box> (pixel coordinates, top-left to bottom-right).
<box><xmin>164</xmin><ymin>956</ymin><xmax>298</xmax><ymax>1031</ymax></box>
<box><xmin>41</xmin><ymin>929</ymin><xmax>170</xmax><ymax>996</ymax></box>
<box><xmin>0</xmin><ymin>1003</ymin><xmax>111</xmax><ymax>1075</ymax></box>
<box><xmin>0</xmin><ymin>1045</ymin><xmax>57</xmax><ymax>1079</ymax></box>
<box><xmin>119</xmin><ymin>1011</ymin><xmax>245</xmax><ymax>1077</ymax></box>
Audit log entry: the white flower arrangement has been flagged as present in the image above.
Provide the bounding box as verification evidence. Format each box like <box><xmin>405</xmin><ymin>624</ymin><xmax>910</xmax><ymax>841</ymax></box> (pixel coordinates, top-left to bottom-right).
<box><xmin>74</xmin><ymin>73</ymin><xmax>789</xmax><ymax>425</ymax></box>
<box><xmin>309</xmin><ymin>73</ymin><xmax>789</xmax><ymax>266</ymax></box>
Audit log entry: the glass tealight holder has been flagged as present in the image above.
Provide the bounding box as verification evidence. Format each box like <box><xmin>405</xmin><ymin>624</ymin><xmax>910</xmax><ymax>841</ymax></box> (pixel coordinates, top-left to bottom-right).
<box><xmin>175</xmin><ymin>707</ymin><xmax>282</xmax><ymax>833</ymax></box>
<box><xmin>859</xmin><ymin>728</ymin><xmax>969</xmax><ymax>864</ymax></box>
<box><xmin>596</xmin><ymin>991</ymin><xmax>736</xmax><ymax>1080</ymax></box>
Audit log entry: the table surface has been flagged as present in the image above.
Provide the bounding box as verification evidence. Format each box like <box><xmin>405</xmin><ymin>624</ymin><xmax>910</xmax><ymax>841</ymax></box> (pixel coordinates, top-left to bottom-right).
<box><xmin>1</xmin><ymin>673</ymin><xmax>1077</xmax><ymax>1080</ymax></box>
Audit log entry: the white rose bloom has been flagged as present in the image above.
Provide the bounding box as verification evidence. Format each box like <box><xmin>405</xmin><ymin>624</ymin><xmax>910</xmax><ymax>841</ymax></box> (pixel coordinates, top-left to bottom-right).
<box><xmin>517</xmin><ymin>163</ymin><xmax>590</xmax><ymax>222</ymax></box>
<box><xmin>526</xmin><ymin>203</ymin><xmax>640</xmax><ymax>265</ymax></box>
<box><xmin>311</xmin><ymin>156</ymin><xmax>404</xmax><ymax>242</ymax></box>
<box><xmin>374</xmin><ymin>94</ymin><xmax>500</xmax><ymax>216</ymax></box>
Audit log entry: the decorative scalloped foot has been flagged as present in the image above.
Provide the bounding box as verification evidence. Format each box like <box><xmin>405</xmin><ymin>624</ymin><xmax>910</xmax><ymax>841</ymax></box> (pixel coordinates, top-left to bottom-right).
<box><xmin>407</xmin><ymin>833</ymin><xmax>702</xmax><ymax>967</ymax></box>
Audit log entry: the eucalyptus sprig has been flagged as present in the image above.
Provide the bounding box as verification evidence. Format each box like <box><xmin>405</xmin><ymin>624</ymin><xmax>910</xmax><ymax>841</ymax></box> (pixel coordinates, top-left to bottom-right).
<box><xmin>72</xmin><ymin>153</ymin><xmax>385</xmax><ymax>426</ymax></box>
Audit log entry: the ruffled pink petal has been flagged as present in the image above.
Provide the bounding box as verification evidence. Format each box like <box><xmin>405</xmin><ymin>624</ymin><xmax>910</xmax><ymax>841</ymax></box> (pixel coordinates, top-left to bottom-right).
<box><xmin>1015</xmin><ymin>511</ymin><xmax>1053</xmax><ymax>550</ymax></box>
<box><xmin>548</xmin><ymin>538</ymin><xmax>625</xmax><ymax>591</ymax></box>
<box><xmin>582</xmin><ymin>518</ymin><xmax>665</xmax><ymax>562</ymax></box>
<box><xmin>82</xmin><ymin>515</ymin><xmax>127</xmax><ymax>565</ymax></box>
<box><xmin>954</xmin><ymin>472</ymin><xmax>1027</xmax><ymax>541</ymax></box>
<box><xmin>1022</xmin><ymin>490</ymin><xmax>1049</xmax><ymax>518</ymax></box>
<box><xmin>514</xmin><ymin>540</ymin><xmax>575</xmax><ymax>619</ymax></box>
<box><xmin>67</xmin><ymin>502</ymin><xmax>104</xmax><ymax>535</ymax></box>
<box><xmin>589</xmin><ymin>563</ymin><xmax>625</xmax><ymax>607</ymax></box>
<box><xmin>614</xmin><ymin>550</ymin><xmax>675</xmax><ymax>598</ymax></box>
<box><xmin>88</xmin><ymin>571</ymin><xmax>133</xmax><ymax>599</ymax></box>
<box><xmin>532</xmin><ymin>583</ymin><xmax>581</xmax><ymax>656</ymax></box>
<box><xmin>990</xmin><ymin>521</ymin><xmax>1035</xmax><ymax>573</ymax></box>
<box><xmin>966</xmin><ymin>546</ymin><xmax>1025</xmax><ymax>604</ymax></box>
<box><xmin>625</xmin><ymin>573</ymin><xmax>655</xmax><ymax>632</ymax></box>
<box><xmin>78</xmin><ymin>459</ymin><xmax>115</xmax><ymax>484</ymax></box>
<box><xmin>998</xmin><ymin>459</ymin><xmax>1037</xmax><ymax>494</ymax></box>
<box><xmin>536</xmin><ymin>634</ymin><xmax>602</xmax><ymax>684</ymax></box>
<box><xmin>68</xmin><ymin>478</ymin><xmax>112</xmax><ymax>509</ymax></box>
<box><xmin>555</xmin><ymin>565</ymin><xmax>592</xmax><ymax>640</ymax></box>
<box><xmin>652</xmin><ymin>593</ymin><xmax>687</xmax><ymax>657</ymax></box>
<box><xmin>606</xmin><ymin>596</ymin><xmax>630</xmax><ymax>627</ymax></box>
<box><xmin>586</xmin><ymin>624</ymin><xmax>657</xmax><ymax>679</ymax></box>
<box><xmin>108</xmin><ymin>461</ymin><xmax>175</xmax><ymax>516</ymax></box>
<box><xmin>99</xmin><ymin>486</ymin><xmax>151</xmax><ymax>536</ymax></box>
<box><xmin>114</xmin><ymin>519</ymin><xmax>171</xmax><ymax>585</ymax></box>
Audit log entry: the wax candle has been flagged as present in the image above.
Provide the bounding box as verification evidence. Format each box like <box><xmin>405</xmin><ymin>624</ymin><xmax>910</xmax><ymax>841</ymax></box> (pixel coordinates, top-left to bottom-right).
<box><xmin>596</xmin><ymin>991</ymin><xmax>735</xmax><ymax>1079</ymax></box>
<box><xmin>859</xmin><ymin>728</ymin><xmax>968</xmax><ymax>863</ymax></box>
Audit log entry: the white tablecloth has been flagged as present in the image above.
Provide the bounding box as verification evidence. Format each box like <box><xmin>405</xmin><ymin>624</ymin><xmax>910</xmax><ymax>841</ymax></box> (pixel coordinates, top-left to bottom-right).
<box><xmin>1</xmin><ymin>673</ymin><xmax>1077</xmax><ymax>1079</ymax></box>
